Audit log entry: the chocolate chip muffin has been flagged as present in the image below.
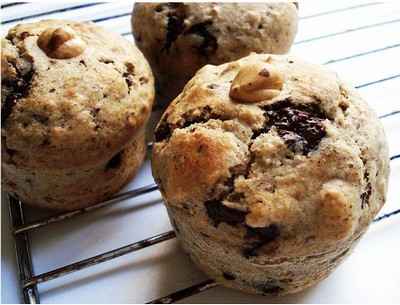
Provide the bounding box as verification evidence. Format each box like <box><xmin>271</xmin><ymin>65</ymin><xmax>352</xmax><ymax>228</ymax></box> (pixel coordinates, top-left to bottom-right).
<box><xmin>2</xmin><ymin>20</ymin><xmax>154</xmax><ymax>210</ymax></box>
<box><xmin>132</xmin><ymin>3</ymin><xmax>298</xmax><ymax>105</ymax></box>
<box><xmin>151</xmin><ymin>53</ymin><xmax>389</xmax><ymax>295</ymax></box>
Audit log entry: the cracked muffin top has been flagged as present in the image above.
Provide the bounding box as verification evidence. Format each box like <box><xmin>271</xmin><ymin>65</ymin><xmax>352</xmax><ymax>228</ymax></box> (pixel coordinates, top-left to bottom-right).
<box><xmin>152</xmin><ymin>53</ymin><xmax>389</xmax><ymax>258</ymax></box>
<box><xmin>132</xmin><ymin>3</ymin><xmax>298</xmax><ymax>102</ymax></box>
<box><xmin>2</xmin><ymin>20</ymin><xmax>154</xmax><ymax>169</ymax></box>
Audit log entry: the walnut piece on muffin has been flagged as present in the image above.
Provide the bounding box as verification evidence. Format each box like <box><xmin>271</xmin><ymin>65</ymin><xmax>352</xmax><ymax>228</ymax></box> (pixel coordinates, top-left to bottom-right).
<box><xmin>2</xmin><ymin>20</ymin><xmax>154</xmax><ymax>210</ymax></box>
<box><xmin>132</xmin><ymin>2</ymin><xmax>298</xmax><ymax>105</ymax></box>
<box><xmin>151</xmin><ymin>53</ymin><xmax>389</xmax><ymax>295</ymax></box>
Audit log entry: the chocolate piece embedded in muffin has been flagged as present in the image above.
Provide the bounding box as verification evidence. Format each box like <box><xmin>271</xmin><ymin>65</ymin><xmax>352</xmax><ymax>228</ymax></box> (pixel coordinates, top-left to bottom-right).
<box><xmin>132</xmin><ymin>3</ymin><xmax>298</xmax><ymax>104</ymax></box>
<box><xmin>151</xmin><ymin>53</ymin><xmax>389</xmax><ymax>295</ymax></box>
<box><xmin>1</xmin><ymin>20</ymin><xmax>154</xmax><ymax>210</ymax></box>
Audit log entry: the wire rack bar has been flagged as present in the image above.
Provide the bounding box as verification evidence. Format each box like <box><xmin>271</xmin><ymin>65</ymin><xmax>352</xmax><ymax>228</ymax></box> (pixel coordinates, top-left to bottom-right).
<box><xmin>21</xmin><ymin>230</ymin><xmax>176</xmax><ymax>288</ymax></box>
<box><xmin>390</xmin><ymin>154</ymin><xmax>399</xmax><ymax>161</ymax></box>
<box><xmin>9</xmin><ymin>197</ymin><xmax>40</xmax><ymax>304</ymax></box>
<box><xmin>299</xmin><ymin>2</ymin><xmax>380</xmax><ymax>20</ymax></box>
<box><xmin>1</xmin><ymin>2</ymin><xmax>26</xmax><ymax>9</ymax></box>
<box><xmin>356</xmin><ymin>74</ymin><xmax>400</xmax><ymax>89</ymax></box>
<box><xmin>1</xmin><ymin>3</ymin><xmax>102</xmax><ymax>24</ymax></box>
<box><xmin>147</xmin><ymin>279</ymin><xmax>219</xmax><ymax>304</ymax></box>
<box><xmin>14</xmin><ymin>183</ymin><xmax>158</xmax><ymax>235</ymax></box>
<box><xmin>379</xmin><ymin>111</ymin><xmax>400</xmax><ymax>119</ymax></box>
<box><xmin>295</xmin><ymin>19</ymin><xmax>400</xmax><ymax>45</ymax></box>
<box><xmin>373</xmin><ymin>208</ymin><xmax>400</xmax><ymax>222</ymax></box>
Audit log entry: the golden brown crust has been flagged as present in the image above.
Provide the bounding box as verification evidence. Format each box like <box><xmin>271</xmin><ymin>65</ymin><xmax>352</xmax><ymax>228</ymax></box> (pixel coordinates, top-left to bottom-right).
<box><xmin>2</xmin><ymin>20</ymin><xmax>154</xmax><ymax>210</ymax></box>
<box><xmin>152</xmin><ymin>53</ymin><xmax>389</xmax><ymax>294</ymax></box>
<box><xmin>2</xmin><ymin>20</ymin><xmax>154</xmax><ymax>169</ymax></box>
<box><xmin>3</xmin><ymin>129</ymin><xmax>146</xmax><ymax>211</ymax></box>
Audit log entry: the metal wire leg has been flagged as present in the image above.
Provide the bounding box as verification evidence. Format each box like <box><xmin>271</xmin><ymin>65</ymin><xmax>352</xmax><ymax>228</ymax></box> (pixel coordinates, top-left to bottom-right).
<box><xmin>147</xmin><ymin>279</ymin><xmax>218</xmax><ymax>304</ymax></box>
<box><xmin>9</xmin><ymin>197</ymin><xmax>40</xmax><ymax>304</ymax></box>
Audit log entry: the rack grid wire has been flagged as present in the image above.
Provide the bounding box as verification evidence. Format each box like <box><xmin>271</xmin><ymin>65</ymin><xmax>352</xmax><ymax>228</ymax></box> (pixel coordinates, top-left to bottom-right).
<box><xmin>2</xmin><ymin>1</ymin><xmax>400</xmax><ymax>303</ymax></box>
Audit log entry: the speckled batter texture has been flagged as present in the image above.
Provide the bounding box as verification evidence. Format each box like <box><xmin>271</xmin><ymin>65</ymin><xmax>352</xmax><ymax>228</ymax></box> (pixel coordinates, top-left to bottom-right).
<box><xmin>152</xmin><ymin>53</ymin><xmax>389</xmax><ymax>295</ymax></box>
<box><xmin>2</xmin><ymin>20</ymin><xmax>154</xmax><ymax>210</ymax></box>
<box><xmin>132</xmin><ymin>3</ymin><xmax>298</xmax><ymax>104</ymax></box>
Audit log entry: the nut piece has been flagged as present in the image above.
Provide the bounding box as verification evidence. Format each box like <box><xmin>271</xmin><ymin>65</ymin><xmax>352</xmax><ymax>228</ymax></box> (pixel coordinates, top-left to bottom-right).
<box><xmin>37</xmin><ymin>26</ymin><xmax>86</xmax><ymax>59</ymax></box>
<box><xmin>229</xmin><ymin>62</ymin><xmax>284</xmax><ymax>103</ymax></box>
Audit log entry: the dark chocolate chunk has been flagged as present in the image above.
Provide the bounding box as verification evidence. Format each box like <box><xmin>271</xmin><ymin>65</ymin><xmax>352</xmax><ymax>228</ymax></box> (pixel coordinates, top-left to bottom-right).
<box><xmin>154</xmin><ymin>106</ymin><xmax>226</xmax><ymax>142</ymax></box>
<box><xmin>99</xmin><ymin>58</ymin><xmax>114</xmax><ymax>64</ymax></box>
<box><xmin>181</xmin><ymin>106</ymin><xmax>222</xmax><ymax>129</ymax></box>
<box><xmin>243</xmin><ymin>224</ymin><xmax>280</xmax><ymax>258</ymax></box>
<box><xmin>361</xmin><ymin>160</ymin><xmax>371</xmax><ymax>209</ymax></box>
<box><xmin>105</xmin><ymin>151</ymin><xmax>123</xmax><ymax>170</ymax></box>
<box><xmin>226</xmin><ymin>191</ymin><xmax>245</xmax><ymax>202</ymax></box>
<box><xmin>257</xmin><ymin>99</ymin><xmax>327</xmax><ymax>154</ymax></box>
<box><xmin>155</xmin><ymin>5</ymin><xmax>164</xmax><ymax>13</ymax></box>
<box><xmin>90</xmin><ymin>108</ymin><xmax>100</xmax><ymax>118</ymax></box>
<box><xmin>259</xmin><ymin>68</ymin><xmax>270</xmax><ymax>77</ymax></box>
<box><xmin>255</xmin><ymin>281</ymin><xmax>283</xmax><ymax>295</ymax></box>
<box><xmin>1</xmin><ymin>66</ymin><xmax>34</xmax><ymax>127</ymax></box>
<box><xmin>90</xmin><ymin>108</ymin><xmax>101</xmax><ymax>130</ymax></box>
<box><xmin>278</xmin><ymin>130</ymin><xmax>308</xmax><ymax>154</ymax></box>
<box><xmin>162</xmin><ymin>3</ymin><xmax>186</xmax><ymax>52</ymax></box>
<box><xmin>139</xmin><ymin>76</ymin><xmax>149</xmax><ymax>84</ymax></box>
<box><xmin>361</xmin><ymin>179</ymin><xmax>371</xmax><ymax>209</ymax></box>
<box><xmin>123</xmin><ymin>73</ymin><xmax>134</xmax><ymax>90</ymax></box>
<box><xmin>4</xmin><ymin>147</ymin><xmax>17</xmax><ymax>163</ymax></box>
<box><xmin>242</xmin><ymin>246</ymin><xmax>259</xmax><ymax>258</ymax></box>
<box><xmin>207</xmin><ymin>83</ymin><xmax>218</xmax><ymax>89</ymax></box>
<box><xmin>184</xmin><ymin>21</ymin><xmax>218</xmax><ymax>57</ymax></box>
<box><xmin>222</xmin><ymin>272</ymin><xmax>236</xmax><ymax>280</ymax></box>
<box><xmin>41</xmin><ymin>137</ymin><xmax>51</xmax><ymax>146</ymax></box>
<box><xmin>205</xmin><ymin>200</ymin><xmax>247</xmax><ymax>227</ymax></box>
<box><xmin>2</xmin><ymin>37</ymin><xmax>34</xmax><ymax>127</ymax></box>
<box><xmin>246</xmin><ymin>223</ymin><xmax>280</xmax><ymax>240</ymax></box>
<box><xmin>2</xmin><ymin>91</ymin><xmax>17</xmax><ymax>126</ymax></box>
<box><xmin>154</xmin><ymin>120</ymin><xmax>172</xmax><ymax>142</ymax></box>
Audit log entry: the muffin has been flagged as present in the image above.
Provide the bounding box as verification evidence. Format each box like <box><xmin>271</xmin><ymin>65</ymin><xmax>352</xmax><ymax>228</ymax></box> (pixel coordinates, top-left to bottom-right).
<box><xmin>151</xmin><ymin>53</ymin><xmax>389</xmax><ymax>295</ymax></box>
<box><xmin>132</xmin><ymin>3</ymin><xmax>298</xmax><ymax>104</ymax></box>
<box><xmin>2</xmin><ymin>20</ymin><xmax>154</xmax><ymax>210</ymax></box>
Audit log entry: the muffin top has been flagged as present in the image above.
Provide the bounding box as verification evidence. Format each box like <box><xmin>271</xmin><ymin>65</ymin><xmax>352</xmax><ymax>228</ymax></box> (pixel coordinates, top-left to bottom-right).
<box><xmin>132</xmin><ymin>3</ymin><xmax>298</xmax><ymax>101</ymax></box>
<box><xmin>2</xmin><ymin>20</ymin><xmax>154</xmax><ymax>169</ymax></box>
<box><xmin>152</xmin><ymin>53</ymin><xmax>389</xmax><ymax>258</ymax></box>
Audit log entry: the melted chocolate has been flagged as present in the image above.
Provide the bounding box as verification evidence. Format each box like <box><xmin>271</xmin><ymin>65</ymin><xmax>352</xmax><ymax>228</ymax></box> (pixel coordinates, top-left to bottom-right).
<box><xmin>205</xmin><ymin>200</ymin><xmax>247</xmax><ymax>227</ymax></box>
<box><xmin>259</xmin><ymin>100</ymin><xmax>327</xmax><ymax>154</ymax></box>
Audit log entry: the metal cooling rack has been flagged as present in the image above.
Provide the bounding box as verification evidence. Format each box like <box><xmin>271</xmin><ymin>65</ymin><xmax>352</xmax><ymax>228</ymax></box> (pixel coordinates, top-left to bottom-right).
<box><xmin>7</xmin><ymin>134</ymin><xmax>400</xmax><ymax>304</ymax></box>
<box><xmin>2</xmin><ymin>1</ymin><xmax>400</xmax><ymax>303</ymax></box>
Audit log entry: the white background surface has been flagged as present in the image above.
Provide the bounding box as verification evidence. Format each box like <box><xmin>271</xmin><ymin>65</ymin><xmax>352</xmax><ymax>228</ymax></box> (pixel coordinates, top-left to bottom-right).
<box><xmin>1</xmin><ymin>1</ymin><xmax>400</xmax><ymax>303</ymax></box>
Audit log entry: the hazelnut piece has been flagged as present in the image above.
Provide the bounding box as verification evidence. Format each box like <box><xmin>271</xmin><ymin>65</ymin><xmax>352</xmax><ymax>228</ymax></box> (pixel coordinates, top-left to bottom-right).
<box><xmin>230</xmin><ymin>62</ymin><xmax>284</xmax><ymax>103</ymax></box>
<box><xmin>37</xmin><ymin>26</ymin><xmax>86</xmax><ymax>59</ymax></box>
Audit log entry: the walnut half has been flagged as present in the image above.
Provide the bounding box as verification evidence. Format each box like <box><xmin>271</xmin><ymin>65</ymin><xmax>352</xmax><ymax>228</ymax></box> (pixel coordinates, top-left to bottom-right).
<box><xmin>37</xmin><ymin>26</ymin><xmax>86</xmax><ymax>59</ymax></box>
<box><xmin>230</xmin><ymin>62</ymin><xmax>284</xmax><ymax>103</ymax></box>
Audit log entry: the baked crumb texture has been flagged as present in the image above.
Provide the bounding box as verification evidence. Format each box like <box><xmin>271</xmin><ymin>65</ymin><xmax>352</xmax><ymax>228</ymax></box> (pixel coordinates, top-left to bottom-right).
<box><xmin>132</xmin><ymin>3</ymin><xmax>298</xmax><ymax>104</ymax></box>
<box><xmin>152</xmin><ymin>53</ymin><xmax>389</xmax><ymax>295</ymax></box>
<box><xmin>2</xmin><ymin>20</ymin><xmax>154</xmax><ymax>210</ymax></box>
